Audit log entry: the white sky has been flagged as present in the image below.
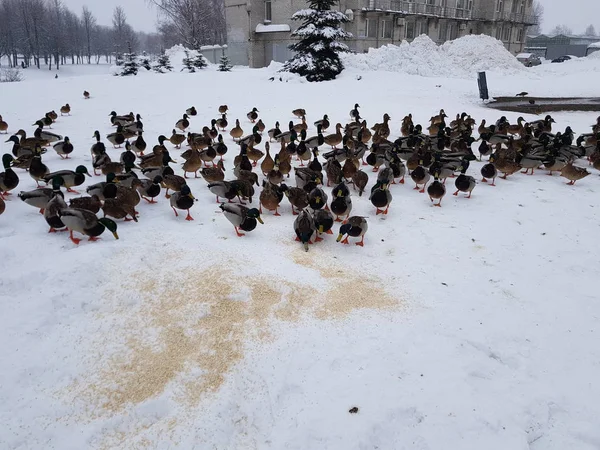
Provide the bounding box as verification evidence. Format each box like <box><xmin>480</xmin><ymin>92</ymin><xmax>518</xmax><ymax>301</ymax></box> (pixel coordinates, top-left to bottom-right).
<box><xmin>60</xmin><ymin>0</ymin><xmax>599</xmax><ymax>35</ymax></box>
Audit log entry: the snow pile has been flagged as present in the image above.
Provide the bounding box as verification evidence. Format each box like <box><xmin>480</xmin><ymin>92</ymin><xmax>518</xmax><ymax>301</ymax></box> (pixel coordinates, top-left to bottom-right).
<box><xmin>165</xmin><ymin>44</ymin><xmax>190</xmax><ymax>72</ymax></box>
<box><xmin>342</xmin><ymin>34</ymin><xmax>525</xmax><ymax>78</ymax></box>
<box><xmin>589</xmin><ymin>50</ymin><xmax>600</xmax><ymax>59</ymax></box>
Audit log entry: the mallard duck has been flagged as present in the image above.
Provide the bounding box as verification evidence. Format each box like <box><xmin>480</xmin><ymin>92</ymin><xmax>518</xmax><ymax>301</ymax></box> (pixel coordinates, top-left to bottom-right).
<box><xmin>453</xmin><ymin>160</ymin><xmax>476</xmax><ymax>198</ymax></box>
<box><xmin>219</xmin><ymin>203</ymin><xmax>263</xmax><ymax>237</ymax></box>
<box><xmin>102</xmin><ymin>197</ymin><xmax>138</xmax><ymax>222</ymax></box>
<box><xmin>181</xmin><ymin>149</ymin><xmax>203</xmax><ymax>178</ymax></box>
<box><xmin>430</xmin><ymin>109</ymin><xmax>447</xmax><ymax>125</ymax></box>
<box><xmin>106</xmin><ymin>125</ymin><xmax>125</xmax><ymax>148</ymax></box>
<box><xmin>134</xmin><ymin>176</ymin><xmax>162</xmax><ymax>204</ymax></box>
<box><xmin>278</xmin><ymin>146</ymin><xmax>292</xmax><ymax>179</ymax></box>
<box><xmin>60</xmin><ymin>104</ymin><xmax>71</xmax><ymax>116</ymax></box>
<box><xmin>370</xmin><ymin>182</ymin><xmax>392</xmax><ymax>215</ymax></box>
<box><xmin>208</xmin><ymin>119</ymin><xmax>219</xmax><ymax>140</ymax></box>
<box><xmin>294</xmin><ymin>209</ymin><xmax>316</xmax><ymax>251</ymax></box>
<box><xmin>123</xmin><ymin>118</ymin><xmax>143</xmax><ymax>135</ymax></box>
<box><xmin>314</xmin><ymin>115</ymin><xmax>330</xmax><ymax>132</ymax></box>
<box><xmin>268</xmin><ymin>121</ymin><xmax>282</xmax><ymax>142</ymax></box>
<box><xmin>507</xmin><ymin>117</ymin><xmax>525</xmax><ymax>135</ymax></box>
<box><xmin>52</xmin><ymin>137</ymin><xmax>74</xmax><ymax>159</ymax></box>
<box><xmin>410</xmin><ymin>164</ymin><xmax>431</xmax><ymax>193</ymax></box>
<box><xmin>543</xmin><ymin>155</ymin><xmax>567</xmax><ymax>175</ymax></box>
<box><xmin>0</xmin><ymin>115</ymin><xmax>8</xmax><ymax>134</ymax></box>
<box><xmin>312</xmin><ymin>208</ymin><xmax>334</xmax><ymax>241</ymax></box>
<box><xmin>230</xmin><ymin>119</ymin><xmax>244</xmax><ymax>141</ymax></box>
<box><xmin>139</xmin><ymin>144</ymin><xmax>169</xmax><ymax>170</ymax></box>
<box><xmin>47</xmin><ymin>110</ymin><xmax>58</xmax><ymax>122</ymax></box>
<box><xmin>113</xmin><ymin>165</ymin><xmax>138</xmax><ymax>187</ymax></box>
<box><xmin>230</xmin><ymin>179</ymin><xmax>255</xmax><ymax>203</ymax></box>
<box><xmin>295</xmin><ymin>167</ymin><xmax>321</xmax><ymax>190</ymax></box>
<box><xmin>292</xmin><ymin>108</ymin><xmax>306</xmax><ymax>118</ymax></box>
<box><xmin>29</xmin><ymin>148</ymin><xmax>50</xmax><ymax>187</ymax></box>
<box><xmin>90</xmin><ymin>131</ymin><xmax>106</xmax><ymax>158</ymax></box>
<box><xmin>69</xmin><ymin>195</ymin><xmax>102</xmax><ymax>213</ymax></box>
<box><xmin>219</xmin><ymin>105</ymin><xmax>229</xmax><ymax>115</ymax></box>
<box><xmin>517</xmin><ymin>150</ymin><xmax>545</xmax><ymax>175</ymax></box>
<box><xmin>86</xmin><ymin>173</ymin><xmax>117</xmax><ymax>200</ymax></box>
<box><xmin>349</xmin><ymin>104</ymin><xmax>361</xmax><ymax>121</ymax></box>
<box><xmin>43</xmin><ymin>165</ymin><xmax>91</xmax><ymax>194</ymax></box>
<box><xmin>260</xmin><ymin>142</ymin><xmax>275</xmax><ymax>175</ymax></box>
<box><xmin>208</xmin><ymin>180</ymin><xmax>236</xmax><ymax>203</ymax></box>
<box><xmin>109</xmin><ymin>111</ymin><xmax>134</xmax><ymax>127</ymax></box>
<box><xmin>256</xmin><ymin>119</ymin><xmax>266</xmax><ymax>135</ymax></box>
<box><xmin>325</xmin><ymin>158</ymin><xmax>343</xmax><ymax>187</ymax></box>
<box><xmin>215</xmin><ymin>114</ymin><xmax>228</xmax><ymax>132</ymax></box>
<box><xmin>494</xmin><ymin>154</ymin><xmax>521</xmax><ymax>179</ymax></box>
<box><xmin>212</xmin><ymin>134</ymin><xmax>227</xmax><ymax>161</ymax></box>
<box><xmin>305</xmin><ymin>125</ymin><xmax>324</xmax><ymax>150</ymax></box>
<box><xmin>427</xmin><ymin>172</ymin><xmax>446</xmax><ymax>206</ymax></box>
<box><xmin>324</xmin><ymin>123</ymin><xmax>343</xmax><ymax>148</ymax></box>
<box><xmin>308</xmin><ymin>186</ymin><xmax>328</xmax><ymax>210</ymax></box>
<box><xmin>239</xmin><ymin>125</ymin><xmax>262</xmax><ymax>147</ymax></box>
<box><xmin>336</xmin><ymin>216</ymin><xmax>368</xmax><ymax>246</ymax></box>
<box><xmin>293</xmin><ymin>116</ymin><xmax>308</xmax><ymax>134</ymax></box>
<box><xmin>401</xmin><ymin>114</ymin><xmax>413</xmax><ymax>137</ymax></box>
<box><xmin>560</xmin><ymin>162</ymin><xmax>590</xmax><ymax>185</ymax></box>
<box><xmin>200</xmin><ymin>160</ymin><xmax>225</xmax><ymax>183</ymax></box>
<box><xmin>281</xmin><ymin>183</ymin><xmax>309</xmax><ymax>215</ymax></box>
<box><xmin>330</xmin><ymin>184</ymin><xmax>352</xmax><ymax>222</ymax></box>
<box><xmin>478</xmin><ymin>140</ymin><xmax>492</xmax><ymax>161</ymax></box>
<box><xmin>175</xmin><ymin>114</ymin><xmax>190</xmax><ymax>131</ymax></box>
<box><xmin>274</xmin><ymin>121</ymin><xmax>295</xmax><ymax>144</ymax></box>
<box><xmin>0</xmin><ymin>154</ymin><xmax>19</xmax><ymax>197</ymax></box>
<box><xmin>83</xmin><ymin>91</ymin><xmax>90</xmax><ymax>99</ymax></box>
<box><xmin>44</xmin><ymin>177</ymin><xmax>68</xmax><ymax>232</ymax></box>
<box><xmin>186</xmin><ymin>106</ymin><xmax>197</xmax><ymax>116</ymax></box>
<box><xmin>351</xmin><ymin>170</ymin><xmax>368</xmax><ymax>196</ymax></box>
<box><xmin>32</xmin><ymin>123</ymin><xmax>62</xmax><ymax>143</ymax></box>
<box><xmin>342</xmin><ymin>157</ymin><xmax>359</xmax><ymax>180</ymax></box>
<box><xmin>130</xmin><ymin>131</ymin><xmax>146</xmax><ymax>156</ymax></box>
<box><xmin>6</xmin><ymin>135</ymin><xmax>29</xmax><ymax>158</ymax></box>
<box><xmin>34</xmin><ymin>114</ymin><xmax>53</xmax><ymax>128</ymax></box>
<box><xmin>18</xmin><ymin>186</ymin><xmax>54</xmax><ymax>214</ymax></box>
<box><xmin>247</xmin><ymin>107</ymin><xmax>259</xmax><ymax>123</ymax></box>
<box><xmin>372</xmin><ymin>114</ymin><xmax>391</xmax><ymax>139</ymax></box>
<box><xmin>260</xmin><ymin>181</ymin><xmax>283</xmax><ymax>216</ymax></box>
<box><xmin>170</xmin><ymin>184</ymin><xmax>195</xmax><ymax>220</ymax></box>
<box><xmin>59</xmin><ymin>208</ymin><xmax>119</xmax><ymax>244</ymax></box>
<box><xmin>168</xmin><ymin>129</ymin><xmax>186</xmax><ymax>149</ymax></box>
<box><xmin>246</xmin><ymin>141</ymin><xmax>265</xmax><ymax>167</ymax></box>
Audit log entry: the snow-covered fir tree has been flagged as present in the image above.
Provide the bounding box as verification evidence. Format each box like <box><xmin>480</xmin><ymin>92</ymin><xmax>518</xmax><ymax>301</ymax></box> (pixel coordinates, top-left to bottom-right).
<box><xmin>140</xmin><ymin>51</ymin><xmax>152</xmax><ymax>71</ymax></box>
<box><xmin>120</xmin><ymin>46</ymin><xmax>139</xmax><ymax>76</ymax></box>
<box><xmin>154</xmin><ymin>49</ymin><xmax>173</xmax><ymax>73</ymax></box>
<box><xmin>181</xmin><ymin>48</ymin><xmax>208</xmax><ymax>72</ymax></box>
<box><xmin>283</xmin><ymin>0</ymin><xmax>352</xmax><ymax>82</ymax></box>
<box><xmin>218</xmin><ymin>55</ymin><xmax>232</xmax><ymax>72</ymax></box>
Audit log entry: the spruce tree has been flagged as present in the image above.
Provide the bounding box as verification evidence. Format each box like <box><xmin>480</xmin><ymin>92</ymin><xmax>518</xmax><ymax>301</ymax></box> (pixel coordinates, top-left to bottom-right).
<box><xmin>120</xmin><ymin>45</ymin><xmax>139</xmax><ymax>76</ymax></box>
<box><xmin>140</xmin><ymin>51</ymin><xmax>152</xmax><ymax>71</ymax></box>
<box><xmin>182</xmin><ymin>48</ymin><xmax>208</xmax><ymax>72</ymax></box>
<box><xmin>218</xmin><ymin>55</ymin><xmax>232</xmax><ymax>72</ymax></box>
<box><xmin>181</xmin><ymin>50</ymin><xmax>196</xmax><ymax>72</ymax></box>
<box><xmin>154</xmin><ymin>49</ymin><xmax>173</xmax><ymax>73</ymax></box>
<box><xmin>283</xmin><ymin>0</ymin><xmax>352</xmax><ymax>82</ymax></box>
<box><xmin>191</xmin><ymin>47</ymin><xmax>208</xmax><ymax>70</ymax></box>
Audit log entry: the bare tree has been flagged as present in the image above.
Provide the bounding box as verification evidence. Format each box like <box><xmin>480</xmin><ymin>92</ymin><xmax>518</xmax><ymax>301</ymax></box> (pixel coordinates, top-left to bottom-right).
<box><xmin>584</xmin><ymin>24</ymin><xmax>597</xmax><ymax>36</ymax></box>
<box><xmin>82</xmin><ymin>6</ymin><xmax>96</xmax><ymax>64</ymax></box>
<box><xmin>550</xmin><ymin>24</ymin><xmax>573</xmax><ymax>36</ymax></box>
<box><xmin>528</xmin><ymin>0</ymin><xmax>544</xmax><ymax>35</ymax></box>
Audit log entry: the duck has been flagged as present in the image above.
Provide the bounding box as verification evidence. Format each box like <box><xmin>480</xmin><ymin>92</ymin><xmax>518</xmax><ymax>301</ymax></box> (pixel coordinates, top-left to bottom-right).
<box><xmin>181</xmin><ymin>149</ymin><xmax>203</xmax><ymax>178</ymax></box>
<box><xmin>427</xmin><ymin>171</ymin><xmax>446</xmax><ymax>207</ymax></box>
<box><xmin>400</xmin><ymin>114</ymin><xmax>413</xmax><ymax>137</ymax></box>
<box><xmin>349</xmin><ymin>103</ymin><xmax>361</xmax><ymax>121</ymax></box>
<box><xmin>208</xmin><ymin>180</ymin><xmax>237</xmax><ymax>203</ymax></box>
<box><xmin>478</xmin><ymin>140</ymin><xmax>492</xmax><ymax>160</ymax></box>
<box><xmin>230</xmin><ymin>179</ymin><xmax>255</xmax><ymax>204</ymax></box>
<box><xmin>507</xmin><ymin>117</ymin><xmax>525</xmax><ymax>135</ymax></box>
<box><xmin>43</xmin><ymin>165</ymin><xmax>91</xmax><ymax>194</ymax></box>
<box><xmin>312</xmin><ymin>208</ymin><xmax>334</xmax><ymax>241</ymax></box>
<box><xmin>200</xmin><ymin>160</ymin><xmax>225</xmax><ymax>183</ymax></box>
<box><xmin>83</xmin><ymin>90</ymin><xmax>90</xmax><ymax>99</ymax></box>
<box><xmin>268</xmin><ymin>121</ymin><xmax>282</xmax><ymax>142</ymax></box>
<box><xmin>259</xmin><ymin>181</ymin><xmax>283</xmax><ymax>216</ymax></box>
<box><xmin>59</xmin><ymin>208</ymin><xmax>119</xmax><ymax>245</ymax></box>
<box><xmin>34</xmin><ymin>114</ymin><xmax>53</xmax><ymax>128</ymax></box>
<box><xmin>246</xmin><ymin>141</ymin><xmax>265</xmax><ymax>167</ymax></box>
<box><xmin>169</xmin><ymin>129</ymin><xmax>186</xmax><ymax>149</ymax></box>
<box><xmin>305</xmin><ymin>125</ymin><xmax>324</xmax><ymax>150</ymax></box>
<box><xmin>32</xmin><ymin>123</ymin><xmax>62</xmax><ymax>143</ymax></box>
<box><xmin>97</xmin><ymin>155</ymin><xmax>124</xmax><ymax>177</ymax></box>
<box><xmin>370</xmin><ymin>182</ymin><xmax>392</xmax><ymax>215</ymax></box>
<box><xmin>44</xmin><ymin>177</ymin><xmax>68</xmax><ymax>232</ymax></box>
<box><xmin>293</xmin><ymin>116</ymin><xmax>308</xmax><ymax>134</ymax></box>
<box><xmin>308</xmin><ymin>186</ymin><xmax>328</xmax><ymax>210</ymax></box>
<box><xmin>325</xmin><ymin>158</ymin><xmax>343</xmax><ymax>187</ymax></box>
<box><xmin>281</xmin><ymin>183</ymin><xmax>309</xmax><ymax>215</ymax></box>
<box><xmin>102</xmin><ymin>197</ymin><xmax>138</xmax><ymax>222</ymax></box>
<box><xmin>256</xmin><ymin>118</ymin><xmax>266</xmax><ymax>135</ymax></box>
<box><xmin>277</xmin><ymin>146</ymin><xmax>292</xmax><ymax>179</ymax></box>
<box><xmin>295</xmin><ymin>167</ymin><xmax>321</xmax><ymax>190</ymax></box>
<box><xmin>230</xmin><ymin>119</ymin><xmax>244</xmax><ymax>141</ymax></box>
<box><xmin>336</xmin><ymin>216</ymin><xmax>368</xmax><ymax>247</ymax></box>
<box><xmin>330</xmin><ymin>182</ymin><xmax>352</xmax><ymax>222</ymax></box>
<box><xmin>324</xmin><ymin>123</ymin><xmax>343</xmax><ymax>149</ymax></box>
<box><xmin>219</xmin><ymin>203</ymin><xmax>264</xmax><ymax>237</ymax></box>
<box><xmin>213</xmin><ymin>134</ymin><xmax>228</xmax><ymax>161</ymax></box>
<box><xmin>453</xmin><ymin>160</ymin><xmax>476</xmax><ymax>198</ymax></box>
<box><xmin>314</xmin><ymin>114</ymin><xmax>330</xmax><ymax>132</ymax></box>
<box><xmin>18</xmin><ymin>186</ymin><xmax>54</xmax><ymax>214</ymax></box>
<box><xmin>0</xmin><ymin>154</ymin><xmax>19</xmax><ymax>197</ymax></box>
<box><xmin>372</xmin><ymin>114</ymin><xmax>391</xmax><ymax>139</ymax></box>
<box><xmin>170</xmin><ymin>184</ymin><xmax>195</xmax><ymax>220</ymax></box>
<box><xmin>162</xmin><ymin>168</ymin><xmax>186</xmax><ymax>199</ymax></box>
<box><xmin>69</xmin><ymin>195</ymin><xmax>102</xmax><ymax>213</ymax></box>
<box><xmin>247</xmin><ymin>107</ymin><xmax>259</xmax><ymax>123</ymax></box>
<box><xmin>294</xmin><ymin>209</ymin><xmax>316</xmax><ymax>251</ymax></box>
<box><xmin>90</xmin><ymin>130</ymin><xmax>107</xmax><ymax>158</ymax></box>
<box><xmin>129</xmin><ymin>131</ymin><xmax>146</xmax><ymax>156</ymax></box>
<box><xmin>292</xmin><ymin>108</ymin><xmax>306</xmax><ymax>118</ymax></box>
<box><xmin>29</xmin><ymin>147</ymin><xmax>50</xmax><ymax>187</ymax></box>
<box><xmin>106</xmin><ymin>125</ymin><xmax>125</xmax><ymax>148</ymax></box>
<box><xmin>109</xmin><ymin>111</ymin><xmax>134</xmax><ymax>127</ymax></box>
<box><xmin>219</xmin><ymin>105</ymin><xmax>229</xmax><ymax>115</ymax></box>
<box><xmin>494</xmin><ymin>154</ymin><xmax>521</xmax><ymax>179</ymax></box>
<box><xmin>239</xmin><ymin>125</ymin><xmax>262</xmax><ymax>147</ymax></box>
<box><xmin>410</xmin><ymin>163</ymin><xmax>431</xmax><ymax>193</ymax></box>
<box><xmin>560</xmin><ymin>162</ymin><xmax>590</xmax><ymax>185</ymax></box>
<box><xmin>351</xmin><ymin>170</ymin><xmax>368</xmax><ymax>196</ymax></box>
<box><xmin>0</xmin><ymin>115</ymin><xmax>8</xmax><ymax>134</ymax></box>
<box><xmin>261</xmin><ymin>142</ymin><xmax>275</xmax><ymax>175</ymax></box>
<box><xmin>86</xmin><ymin>173</ymin><xmax>117</xmax><ymax>200</ymax></box>
<box><xmin>186</xmin><ymin>106</ymin><xmax>197</xmax><ymax>116</ymax></box>
<box><xmin>175</xmin><ymin>114</ymin><xmax>190</xmax><ymax>131</ymax></box>
<box><xmin>215</xmin><ymin>114</ymin><xmax>228</xmax><ymax>131</ymax></box>
<box><xmin>430</xmin><ymin>109</ymin><xmax>447</xmax><ymax>125</ymax></box>
<box><xmin>53</xmin><ymin>137</ymin><xmax>74</xmax><ymax>159</ymax></box>
<box><xmin>60</xmin><ymin>104</ymin><xmax>71</xmax><ymax>116</ymax></box>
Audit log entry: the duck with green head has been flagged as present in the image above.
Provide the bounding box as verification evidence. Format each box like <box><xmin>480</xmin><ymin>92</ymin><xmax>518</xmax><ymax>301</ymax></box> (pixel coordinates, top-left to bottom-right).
<box><xmin>59</xmin><ymin>208</ymin><xmax>119</xmax><ymax>245</ymax></box>
<box><xmin>43</xmin><ymin>165</ymin><xmax>91</xmax><ymax>194</ymax></box>
<box><xmin>44</xmin><ymin>176</ymin><xmax>68</xmax><ymax>233</ymax></box>
<box><xmin>0</xmin><ymin>154</ymin><xmax>19</xmax><ymax>198</ymax></box>
<box><xmin>219</xmin><ymin>203</ymin><xmax>264</xmax><ymax>237</ymax></box>
<box><xmin>170</xmin><ymin>184</ymin><xmax>196</xmax><ymax>220</ymax></box>
<box><xmin>336</xmin><ymin>216</ymin><xmax>368</xmax><ymax>247</ymax></box>
<box><xmin>294</xmin><ymin>209</ymin><xmax>315</xmax><ymax>251</ymax></box>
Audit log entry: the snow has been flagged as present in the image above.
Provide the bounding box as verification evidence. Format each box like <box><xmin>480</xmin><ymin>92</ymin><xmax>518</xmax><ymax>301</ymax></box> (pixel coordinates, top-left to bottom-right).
<box><xmin>255</xmin><ymin>24</ymin><xmax>291</xmax><ymax>33</ymax></box>
<box><xmin>343</xmin><ymin>34</ymin><xmax>525</xmax><ymax>78</ymax></box>
<box><xmin>1</xmin><ymin>51</ymin><xmax>600</xmax><ymax>450</ymax></box>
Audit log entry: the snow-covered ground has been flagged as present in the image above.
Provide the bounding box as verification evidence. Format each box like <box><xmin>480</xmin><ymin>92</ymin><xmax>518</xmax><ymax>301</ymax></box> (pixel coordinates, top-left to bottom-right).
<box><xmin>1</xmin><ymin>41</ymin><xmax>600</xmax><ymax>450</ymax></box>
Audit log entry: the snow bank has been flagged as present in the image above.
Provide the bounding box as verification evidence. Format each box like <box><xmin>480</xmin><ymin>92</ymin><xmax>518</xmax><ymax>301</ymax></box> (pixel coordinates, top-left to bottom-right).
<box><xmin>342</xmin><ymin>34</ymin><xmax>525</xmax><ymax>78</ymax></box>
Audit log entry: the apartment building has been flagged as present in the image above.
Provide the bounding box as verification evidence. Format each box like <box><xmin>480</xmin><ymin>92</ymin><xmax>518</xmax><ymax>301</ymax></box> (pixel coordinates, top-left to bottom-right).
<box><xmin>224</xmin><ymin>0</ymin><xmax>536</xmax><ymax>68</ymax></box>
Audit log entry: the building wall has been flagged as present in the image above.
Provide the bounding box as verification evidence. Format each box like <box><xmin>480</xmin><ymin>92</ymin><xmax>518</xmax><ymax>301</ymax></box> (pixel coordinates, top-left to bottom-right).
<box><xmin>225</xmin><ymin>0</ymin><xmax>534</xmax><ymax>68</ymax></box>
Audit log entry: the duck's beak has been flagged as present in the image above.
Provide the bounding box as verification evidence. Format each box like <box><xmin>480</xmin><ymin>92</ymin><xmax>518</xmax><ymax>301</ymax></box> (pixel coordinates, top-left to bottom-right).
<box><xmin>188</xmin><ymin>193</ymin><xmax>195</xmax><ymax>200</ymax></box>
<box><xmin>336</xmin><ymin>233</ymin><xmax>343</xmax><ymax>242</ymax></box>
<box><xmin>112</xmin><ymin>231</ymin><xmax>119</xmax><ymax>240</ymax></box>
<box><xmin>303</xmin><ymin>241</ymin><xmax>309</xmax><ymax>252</ymax></box>
<box><xmin>257</xmin><ymin>217</ymin><xmax>264</xmax><ymax>224</ymax></box>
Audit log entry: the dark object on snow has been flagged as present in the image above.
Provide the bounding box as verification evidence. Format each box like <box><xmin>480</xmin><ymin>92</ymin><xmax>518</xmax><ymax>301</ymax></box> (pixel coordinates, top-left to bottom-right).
<box><xmin>529</xmin><ymin>99</ymin><xmax>536</xmax><ymax>104</ymax></box>
<box><xmin>477</xmin><ymin>71</ymin><xmax>489</xmax><ymax>101</ymax></box>
<box><xmin>516</xmin><ymin>91</ymin><xmax>528</xmax><ymax>97</ymax></box>
<box><xmin>349</xmin><ymin>407</ymin><xmax>359</xmax><ymax>414</ymax></box>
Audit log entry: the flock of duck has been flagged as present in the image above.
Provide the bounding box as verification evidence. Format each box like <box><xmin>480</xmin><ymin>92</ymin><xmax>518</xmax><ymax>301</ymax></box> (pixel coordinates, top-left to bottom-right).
<box><xmin>0</xmin><ymin>97</ymin><xmax>599</xmax><ymax>250</ymax></box>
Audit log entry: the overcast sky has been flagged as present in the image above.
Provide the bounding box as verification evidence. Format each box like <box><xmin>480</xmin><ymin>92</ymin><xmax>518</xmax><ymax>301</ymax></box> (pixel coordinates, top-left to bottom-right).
<box><xmin>61</xmin><ymin>0</ymin><xmax>599</xmax><ymax>35</ymax></box>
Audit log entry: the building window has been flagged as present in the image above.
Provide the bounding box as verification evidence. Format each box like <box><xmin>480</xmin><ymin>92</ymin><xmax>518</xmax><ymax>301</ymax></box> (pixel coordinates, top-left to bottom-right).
<box><xmin>517</xmin><ymin>28</ymin><xmax>524</xmax><ymax>42</ymax></box>
<box><xmin>417</xmin><ymin>21</ymin><xmax>428</xmax><ymax>36</ymax></box>
<box><xmin>495</xmin><ymin>26</ymin><xmax>502</xmax><ymax>39</ymax></box>
<box><xmin>519</xmin><ymin>0</ymin><xmax>525</xmax><ymax>13</ymax></box>
<box><xmin>496</xmin><ymin>0</ymin><xmax>503</xmax><ymax>12</ymax></box>
<box><xmin>406</xmin><ymin>21</ymin><xmax>415</xmax><ymax>40</ymax></box>
<box><xmin>439</xmin><ymin>21</ymin><xmax>448</xmax><ymax>41</ymax></box>
<box><xmin>381</xmin><ymin>20</ymin><xmax>392</xmax><ymax>39</ymax></box>
<box><xmin>364</xmin><ymin>18</ymin><xmax>377</xmax><ymax>38</ymax></box>
<box><xmin>503</xmin><ymin>26</ymin><xmax>510</xmax><ymax>41</ymax></box>
<box><xmin>449</xmin><ymin>22</ymin><xmax>458</xmax><ymax>39</ymax></box>
<box><xmin>265</xmin><ymin>0</ymin><xmax>272</xmax><ymax>22</ymax></box>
